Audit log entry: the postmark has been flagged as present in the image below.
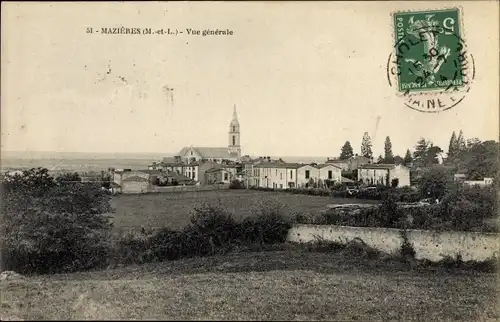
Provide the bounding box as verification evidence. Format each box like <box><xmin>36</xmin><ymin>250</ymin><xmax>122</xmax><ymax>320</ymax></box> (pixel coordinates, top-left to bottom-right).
<box><xmin>386</xmin><ymin>8</ymin><xmax>475</xmax><ymax>113</ymax></box>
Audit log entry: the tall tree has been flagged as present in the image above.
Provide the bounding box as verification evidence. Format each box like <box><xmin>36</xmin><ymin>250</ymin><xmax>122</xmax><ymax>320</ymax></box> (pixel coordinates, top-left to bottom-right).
<box><xmin>384</xmin><ymin>136</ymin><xmax>394</xmax><ymax>163</ymax></box>
<box><xmin>462</xmin><ymin>140</ymin><xmax>498</xmax><ymax>180</ymax></box>
<box><xmin>403</xmin><ymin>149</ymin><xmax>413</xmax><ymax>166</ymax></box>
<box><xmin>339</xmin><ymin>141</ymin><xmax>354</xmax><ymax>160</ymax></box>
<box><xmin>413</xmin><ymin>138</ymin><xmax>430</xmax><ymax>166</ymax></box>
<box><xmin>456</xmin><ymin>130</ymin><xmax>467</xmax><ymax>154</ymax></box>
<box><xmin>447</xmin><ymin>131</ymin><xmax>458</xmax><ymax>159</ymax></box>
<box><xmin>376</xmin><ymin>155</ymin><xmax>384</xmax><ymax>164</ymax></box>
<box><xmin>426</xmin><ymin>145</ymin><xmax>444</xmax><ymax>165</ymax></box>
<box><xmin>360</xmin><ymin>132</ymin><xmax>373</xmax><ymax>160</ymax></box>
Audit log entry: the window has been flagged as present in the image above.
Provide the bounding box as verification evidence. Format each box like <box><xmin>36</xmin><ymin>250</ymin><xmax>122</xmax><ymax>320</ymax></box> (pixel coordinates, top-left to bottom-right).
<box><xmin>305</xmin><ymin>170</ymin><xmax>310</xmax><ymax>179</ymax></box>
<box><xmin>275</xmin><ymin>169</ymin><xmax>277</xmax><ymax>175</ymax></box>
<box><xmin>224</xmin><ymin>173</ymin><xmax>229</xmax><ymax>181</ymax></box>
<box><xmin>232</xmin><ymin>126</ymin><xmax>235</xmax><ymax>132</ymax></box>
<box><xmin>279</xmin><ymin>184</ymin><xmax>283</xmax><ymax>189</ymax></box>
<box><xmin>191</xmin><ymin>151</ymin><xmax>193</xmax><ymax>156</ymax></box>
<box><xmin>232</xmin><ymin>136</ymin><xmax>236</xmax><ymax>145</ymax></box>
<box><xmin>290</xmin><ymin>170</ymin><xmax>293</xmax><ymax>179</ymax></box>
<box><xmin>328</xmin><ymin>170</ymin><xmax>332</xmax><ymax>179</ymax></box>
<box><xmin>192</xmin><ymin>173</ymin><xmax>195</xmax><ymax>179</ymax></box>
<box><xmin>280</xmin><ymin>173</ymin><xmax>283</xmax><ymax>179</ymax></box>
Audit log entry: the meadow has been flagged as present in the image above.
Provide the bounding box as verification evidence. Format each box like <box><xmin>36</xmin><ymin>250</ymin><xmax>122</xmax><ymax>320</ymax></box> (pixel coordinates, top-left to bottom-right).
<box><xmin>2</xmin><ymin>249</ymin><xmax>498</xmax><ymax>320</ymax></box>
<box><xmin>109</xmin><ymin>189</ymin><xmax>379</xmax><ymax>230</ymax></box>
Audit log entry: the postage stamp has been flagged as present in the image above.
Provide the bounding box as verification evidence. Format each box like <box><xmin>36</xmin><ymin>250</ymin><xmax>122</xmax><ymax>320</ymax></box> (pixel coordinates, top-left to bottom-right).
<box><xmin>386</xmin><ymin>8</ymin><xmax>475</xmax><ymax>113</ymax></box>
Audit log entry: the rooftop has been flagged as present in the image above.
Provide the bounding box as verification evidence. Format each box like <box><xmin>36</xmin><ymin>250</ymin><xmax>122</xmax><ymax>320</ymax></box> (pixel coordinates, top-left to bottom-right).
<box><xmin>178</xmin><ymin>147</ymin><xmax>239</xmax><ymax>159</ymax></box>
<box><xmin>358</xmin><ymin>164</ymin><xmax>399</xmax><ymax>170</ymax></box>
<box><xmin>254</xmin><ymin>162</ymin><xmax>311</xmax><ymax>169</ymax></box>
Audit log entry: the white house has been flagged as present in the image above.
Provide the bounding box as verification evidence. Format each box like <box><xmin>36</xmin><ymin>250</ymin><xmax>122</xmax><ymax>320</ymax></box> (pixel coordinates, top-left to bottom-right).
<box><xmin>463</xmin><ymin>177</ymin><xmax>494</xmax><ymax>187</ymax></box>
<box><xmin>296</xmin><ymin>164</ymin><xmax>320</xmax><ymax>188</ymax></box>
<box><xmin>357</xmin><ymin>164</ymin><xmax>411</xmax><ymax>187</ymax></box>
<box><xmin>254</xmin><ymin>163</ymin><xmax>333</xmax><ymax>189</ymax></box>
<box><xmin>255</xmin><ymin>163</ymin><xmax>293</xmax><ymax>189</ymax></box>
<box><xmin>317</xmin><ymin>164</ymin><xmax>342</xmax><ymax>183</ymax></box>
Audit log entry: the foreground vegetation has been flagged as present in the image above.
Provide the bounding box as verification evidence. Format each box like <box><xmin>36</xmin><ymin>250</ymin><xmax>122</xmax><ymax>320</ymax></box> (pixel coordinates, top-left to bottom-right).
<box><xmin>1</xmin><ymin>248</ymin><xmax>498</xmax><ymax>320</ymax></box>
<box><xmin>1</xmin><ymin>167</ymin><xmax>498</xmax><ymax>276</ymax></box>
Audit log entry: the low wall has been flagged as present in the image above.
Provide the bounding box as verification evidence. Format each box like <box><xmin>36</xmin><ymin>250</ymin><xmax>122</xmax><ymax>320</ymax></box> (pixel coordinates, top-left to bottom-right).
<box><xmin>148</xmin><ymin>184</ymin><xmax>230</xmax><ymax>193</ymax></box>
<box><xmin>287</xmin><ymin>224</ymin><xmax>500</xmax><ymax>262</ymax></box>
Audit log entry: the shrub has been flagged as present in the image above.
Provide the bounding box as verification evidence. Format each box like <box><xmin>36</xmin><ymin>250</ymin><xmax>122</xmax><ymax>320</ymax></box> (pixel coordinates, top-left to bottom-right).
<box><xmin>185</xmin><ymin>202</ymin><xmax>240</xmax><ymax>254</ymax></box>
<box><xmin>399</xmin><ymin>230</ymin><xmax>416</xmax><ymax>260</ymax></box>
<box><xmin>148</xmin><ymin>228</ymin><xmax>185</xmax><ymax>260</ymax></box>
<box><xmin>1</xmin><ymin>209</ymin><xmax>113</xmax><ymax>274</ymax></box>
<box><xmin>243</xmin><ymin>199</ymin><xmax>293</xmax><ymax>245</ymax></box>
<box><xmin>113</xmin><ymin>229</ymin><xmax>153</xmax><ymax>265</ymax></box>
<box><xmin>0</xmin><ymin>168</ymin><xmax>114</xmax><ymax>275</ymax></box>
<box><xmin>229</xmin><ymin>179</ymin><xmax>245</xmax><ymax>189</ymax></box>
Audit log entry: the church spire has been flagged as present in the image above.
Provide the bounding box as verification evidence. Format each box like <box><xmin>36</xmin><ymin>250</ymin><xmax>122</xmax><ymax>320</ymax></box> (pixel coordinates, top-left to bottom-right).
<box><xmin>232</xmin><ymin>104</ymin><xmax>238</xmax><ymax>122</ymax></box>
<box><xmin>228</xmin><ymin>104</ymin><xmax>241</xmax><ymax>160</ymax></box>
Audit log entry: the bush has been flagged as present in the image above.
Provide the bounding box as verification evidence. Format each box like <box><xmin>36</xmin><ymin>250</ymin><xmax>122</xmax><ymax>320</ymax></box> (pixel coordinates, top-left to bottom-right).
<box><xmin>236</xmin><ymin>199</ymin><xmax>293</xmax><ymax>246</ymax></box>
<box><xmin>229</xmin><ymin>179</ymin><xmax>245</xmax><ymax>189</ymax></box>
<box><xmin>113</xmin><ymin>229</ymin><xmax>153</xmax><ymax>265</ymax></box>
<box><xmin>184</xmin><ymin>203</ymin><xmax>241</xmax><ymax>255</ymax></box>
<box><xmin>1</xmin><ymin>209</ymin><xmax>112</xmax><ymax>274</ymax></box>
<box><xmin>1</xmin><ymin>168</ymin><xmax>114</xmax><ymax>275</ymax></box>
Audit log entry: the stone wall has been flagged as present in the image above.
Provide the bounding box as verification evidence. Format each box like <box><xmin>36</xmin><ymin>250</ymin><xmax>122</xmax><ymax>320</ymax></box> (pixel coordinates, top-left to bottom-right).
<box><xmin>149</xmin><ymin>184</ymin><xmax>230</xmax><ymax>193</ymax></box>
<box><xmin>287</xmin><ymin>224</ymin><xmax>500</xmax><ymax>262</ymax></box>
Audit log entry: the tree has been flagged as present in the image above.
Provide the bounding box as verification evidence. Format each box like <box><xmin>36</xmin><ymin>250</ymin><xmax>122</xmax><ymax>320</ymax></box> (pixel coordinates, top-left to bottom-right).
<box><xmin>403</xmin><ymin>149</ymin><xmax>413</xmax><ymax>166</ymax></box>
<box><xmin>376</xmin><ymin>155</ymin><xmax>384</xmax><ymax>164</ymax></box>
<box><xmin>361</xmin><ymin>132</ymin><xmax>373</xmax><ymax>160</ymax></box>
<box><xmin>456</xmin><ymin>130</ymin><xmax>467</xmax><ymax>154</ymax></box>
<box><xmin>55</xmin><ymin>172</ymin><xmax>81</xmax><ymax>183</ymax></box>
<box><xmin>1</xmin><ymin>168</ymin><xmax>114</xmax><ymax>274</ymax></box>
<box><xmin>394</xmin><ymin>155</ymin><xmax>404</xmax><ymax>165</ymax></box>
<box><xmin>413</xmin><ymin>138</ymin><xmax>443</xmax><ymax>167</ymax></box>
<box><xmin>339</xmin><ymin>141</ymin><xmax>354</xmax><ymax>160</ymax></box>
<box><xmin>447</xmin><ymin>131</ymin><xmax>458</xmax><ymax>159</ymax></box>
<box><xmin>463</xmin><ymin>140</ymin><xmax>499</xmax><ymax>180</ymax></box>
<box><xmin>426</xmin><ymin>145</ymin><xmax>444</xmax><ymax>165</ymax></box>
<box><xmin>384</xmin><ymin>136</ymin><xmax>394</xmax><ymax>163</ymax></box>
<box><xmin>417</xmin><ymin>165</ymin><xmax>453</xmax><ymax>200</ymax></box>
<box><xmin>413</xmin><ymin>138</ymin><xmax>430</xmax><ymax>166</ymax></box>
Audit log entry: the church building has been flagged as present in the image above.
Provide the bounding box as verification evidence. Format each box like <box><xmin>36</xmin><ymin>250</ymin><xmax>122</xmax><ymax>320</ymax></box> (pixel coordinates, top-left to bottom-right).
<box><xmin>176</xmin><ymin>105</ymin><xmax>242</xmax><ymax>164</ymax></box>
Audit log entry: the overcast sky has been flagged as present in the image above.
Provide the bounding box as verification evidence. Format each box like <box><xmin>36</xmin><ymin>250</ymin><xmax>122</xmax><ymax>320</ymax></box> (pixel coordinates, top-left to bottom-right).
<box><xmin>2</xmin><ymin>1</ymin><xmax>498</xmax><ymax>158</ymax></box>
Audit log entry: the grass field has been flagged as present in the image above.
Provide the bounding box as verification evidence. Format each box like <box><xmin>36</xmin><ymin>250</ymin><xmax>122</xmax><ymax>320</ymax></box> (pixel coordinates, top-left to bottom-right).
<box><xmin>109</xmin><ymin>189</ymin><xmax>378</xmax><ymax>230</ymax></box>
<box><xmin>1</xmin><ymin>249</ymin><xmax>498</xmax><ymax>320</ymax></box>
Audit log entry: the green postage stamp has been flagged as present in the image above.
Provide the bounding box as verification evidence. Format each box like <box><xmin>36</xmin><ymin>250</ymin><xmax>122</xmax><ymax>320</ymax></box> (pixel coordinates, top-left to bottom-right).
<box><xmin>387</xmin><ymin>7</ymin><xmax>474</xmax><ymax>112</ymax></box>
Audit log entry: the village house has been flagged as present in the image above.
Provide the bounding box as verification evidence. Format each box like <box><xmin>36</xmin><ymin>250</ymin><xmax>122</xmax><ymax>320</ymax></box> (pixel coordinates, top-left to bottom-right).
<box><xmin>463</xmin><ymin>177</ymin><xmax>494</xmax><ymax>187</ymax></box>
<box><xmin>357</xmin><ymin>164</ymin><xmax>411</xmax><ymax>187</ymax></box>
<box><xmin>325</xmin><ymin>158</ymin><xmax>349</xmax><ymax>171</ymax></box>
<box><xmin>255</xmin><ymin>163</ymin><xmax>299</xmax><ymax>189</ymax></box>
<box><xmin>204</xmin><ymin>167</ymin><xmax>235</xmax><ymax>184</ymax></box>
<box><xmin>325</xmin><ymin>155</ymin><xmax>370</xmax><ymax>171</ymax></box>
<box><xmin>253</xmin><ymin>162</ymin><xmax>341</xmax><ymax>189</ymax></box>
<box><xmin>317</xmin><ymin>164</ymin><xmax>343</xmax><ymax>183</ymax></box>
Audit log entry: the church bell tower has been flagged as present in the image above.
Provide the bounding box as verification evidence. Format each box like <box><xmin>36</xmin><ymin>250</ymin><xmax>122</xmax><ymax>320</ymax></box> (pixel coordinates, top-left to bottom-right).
<box><xmin>228</xmin><ymin>104</ymin><xmax>241</xmax><ymax>159</ymax></box>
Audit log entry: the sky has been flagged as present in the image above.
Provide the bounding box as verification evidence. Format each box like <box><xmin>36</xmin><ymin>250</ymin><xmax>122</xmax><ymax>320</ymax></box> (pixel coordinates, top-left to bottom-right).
<box><xmin>1</xmin><ymin>1</ymin><xmax>498</xmax><ymax>159</ymax></box>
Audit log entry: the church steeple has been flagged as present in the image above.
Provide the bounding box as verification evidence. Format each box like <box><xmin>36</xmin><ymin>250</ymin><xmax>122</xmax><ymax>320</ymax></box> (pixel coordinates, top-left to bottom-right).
<box><xmin>228</xmin><ymin>104</ymin><xmax>241</xmax><ymax>159</ymax></box>
<box><xmin>231</xmin><ymin>104</ymin><xmax>239</xmax><ymax>124</ymax></box>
